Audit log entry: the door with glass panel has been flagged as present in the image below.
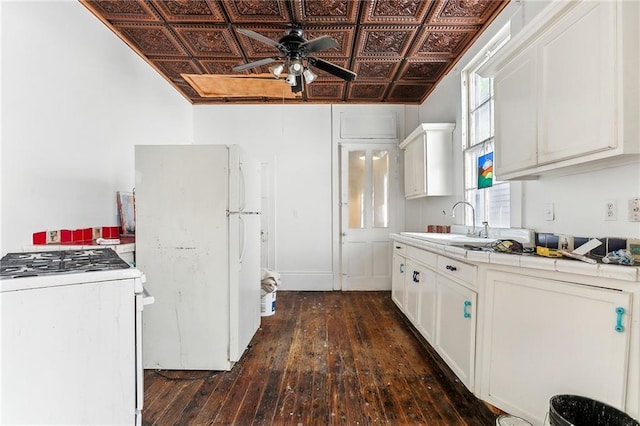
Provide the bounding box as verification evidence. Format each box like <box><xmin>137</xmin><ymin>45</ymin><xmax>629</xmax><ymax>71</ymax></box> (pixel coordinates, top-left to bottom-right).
<box><xmin>340</xmin><ymin>143</ymin><xmax>401</xmax><ymax>290</ymax></box>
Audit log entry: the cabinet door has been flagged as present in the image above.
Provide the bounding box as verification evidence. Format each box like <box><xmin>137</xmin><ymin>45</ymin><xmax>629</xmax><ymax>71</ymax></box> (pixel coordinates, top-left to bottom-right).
<box><xmin>416</xmin><ymin>266</ymin><xmax>438</xmax><ymax>344</ymax></box>
<box><xmin>494</xmin><ymin>48</ymin><xmax>538</xmax><ymax>176</ymax></box>
<box><xmin>482</xmin><ymin>271</ymin><xmax>632</xmax><ymax>424</ymax></box>
<box><xmin>404</xmin><ymin>260</ymin><xmax>424</xmax><ymax>325</ymax></box>
<box><xmin>391</xmin><ymin>252</ymin><xmax>406</xmax><ymax>311</ymax></box>
<box><xmin>435</xmin><ymin>275</ymin><xmax>477</xmax><ymax>391</ymax></box>
<box><xmin>537</xmin><ymin>1</ymin><xmax>616</xmax><ymax>164</ymax></box>
<box><xmin>403</xmin><ymin>138</ymin><xmax>426</xmax><ymax>198</ymax></box>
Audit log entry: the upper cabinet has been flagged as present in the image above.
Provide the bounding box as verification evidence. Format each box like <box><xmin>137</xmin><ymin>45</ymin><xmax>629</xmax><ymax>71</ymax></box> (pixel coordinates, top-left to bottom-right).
<box><xmin>399</xmin><ymin>123</ymin><xmax>455</xmax><ymax>199</ymax></box>
<box><xmin>480</xmin><ymin>0</ymin><xmax>640</xmax><ymax>180</ymax></box>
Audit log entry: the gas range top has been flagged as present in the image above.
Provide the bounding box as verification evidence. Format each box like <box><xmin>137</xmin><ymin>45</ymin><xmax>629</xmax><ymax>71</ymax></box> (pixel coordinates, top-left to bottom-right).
<box><xmin>0</xmin><ymin>249</ymin><xmax>131</xmax><ymax>279</ymax></box>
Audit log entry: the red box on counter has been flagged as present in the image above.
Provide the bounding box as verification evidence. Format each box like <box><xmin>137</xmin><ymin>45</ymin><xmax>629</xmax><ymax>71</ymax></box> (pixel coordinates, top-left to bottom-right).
<box><xmin>59</xmin><ymin>229</ymin><xmax>72</xmax><ymax>243</ymax></box>
<box><xmin>32</xmin><ymin>231</ymin><xmax>47</xmax><ymax>245</ymax></box>
<box><xmin>70</xmin><ymin>228</ymin><xmax>93</xmax><ymax>243</ymax></box>
<box><xmin>72</xmin><ymin>229</ymin><xmax>83</xmax><ymax>243</ymax></box>
<box><xmin>102</xmin><ymin>226</ymin><xmax>120</xmax><ymax>239</ymax></box>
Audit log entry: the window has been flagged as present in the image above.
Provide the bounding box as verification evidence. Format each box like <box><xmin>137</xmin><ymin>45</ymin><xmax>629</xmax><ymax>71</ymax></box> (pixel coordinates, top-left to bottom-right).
<box><xmin>461</xmin><ymin>24</ymin><xmax>511</xmax><ymax>229</ymax></box>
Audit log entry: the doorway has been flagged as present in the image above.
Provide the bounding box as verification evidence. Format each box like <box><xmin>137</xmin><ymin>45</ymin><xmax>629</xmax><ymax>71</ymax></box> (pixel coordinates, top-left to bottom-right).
<box><xmin>339</xmin><ymin>143</ymin><xmax>402</xmax><ymax>290</ymax></box>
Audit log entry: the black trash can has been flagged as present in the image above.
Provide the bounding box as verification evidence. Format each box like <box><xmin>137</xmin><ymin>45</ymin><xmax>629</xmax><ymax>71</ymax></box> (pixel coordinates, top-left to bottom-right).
<box><xmin>549</xmin><ymin>395</ymin><xmax>639</xmax><ymax>426</ymax></box>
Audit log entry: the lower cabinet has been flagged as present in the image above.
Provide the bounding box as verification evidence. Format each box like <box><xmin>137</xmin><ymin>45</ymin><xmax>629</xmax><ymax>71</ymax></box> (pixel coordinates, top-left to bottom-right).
<box><xmin>391</xmin><ymin>249</ymin><xmax>406</xmax><ymax>312</ymax></box>
<box><xmin>391</xmin><ymin>242</ymin><xmax>478</xmax><ymax>392</ymax></box>
<box><xmin>417</xmin><ymin>266</ymin><xmax>438</xmax><ymax>344</ymax></box>
<box><xmin>404</xmin><ymin>259</ymin><xmax>423</xmax><ymax>324</ymax></box>
<box><xmin>481</xmin><ymin>270</ymin><xmax>632</xmax><ymax>424</ymax></box>
<box><xmin>435</xmin><ymin>274</ymin><xmax>477</xmax><ymax>391</ymax></box>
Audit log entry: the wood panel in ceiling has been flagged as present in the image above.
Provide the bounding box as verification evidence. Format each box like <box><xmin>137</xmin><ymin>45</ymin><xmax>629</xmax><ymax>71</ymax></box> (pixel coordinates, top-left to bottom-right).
<box><xmin>80</xmin><ymin>0</ymin><xmax>509</xmax><ymax>104</ymax></box>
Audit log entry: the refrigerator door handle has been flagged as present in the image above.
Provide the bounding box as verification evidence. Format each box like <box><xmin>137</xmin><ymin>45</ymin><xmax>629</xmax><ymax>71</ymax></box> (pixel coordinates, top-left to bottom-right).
<box><xmin>239</xmin><ymin>215</ymin><xmax>247</xmax><ymax>265</ymax></box>
<box><xmin>239</xmin><ymin>164</ymin><xmax>246</xmax><ymax>212</ymax></box>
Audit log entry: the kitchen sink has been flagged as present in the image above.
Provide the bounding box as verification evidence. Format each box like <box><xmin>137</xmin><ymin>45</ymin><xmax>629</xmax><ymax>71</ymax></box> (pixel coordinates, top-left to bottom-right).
<box><xmin>400</xmin><ymin>232</ymin><xmax>496</xmax><ymax>247</ymax></box>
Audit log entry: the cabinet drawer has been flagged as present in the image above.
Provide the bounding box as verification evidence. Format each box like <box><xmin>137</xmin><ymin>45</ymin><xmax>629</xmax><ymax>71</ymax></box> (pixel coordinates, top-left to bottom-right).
<box><xmin>437</xmin><ymin>256</ymin><xmax>476</xmax><ymax>285</ymax></box>
<box><xmin>393</xmin><ymin>242</ymin><xmax>407</xmax><ymax>256</ymax></box>
<box><xmin>407</xmin><ymin>246</ymin><xmax>437</xmax><ymax>268</ymax></box>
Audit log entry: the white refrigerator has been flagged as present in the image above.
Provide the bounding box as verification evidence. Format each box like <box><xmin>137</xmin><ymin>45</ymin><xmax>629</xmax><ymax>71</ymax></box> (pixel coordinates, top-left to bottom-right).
<box><xmin>136</xmin><ymin>144</ymin><xmax>261</xmax><ymax>370</ymax></box>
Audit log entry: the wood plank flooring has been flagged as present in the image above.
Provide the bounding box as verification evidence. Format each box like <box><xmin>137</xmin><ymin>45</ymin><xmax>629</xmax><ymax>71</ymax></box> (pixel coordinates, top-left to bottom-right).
<box><xmin>142</xmin><ymin>291</ymin><xmax>498</xmax><ymax>425</ymax></box>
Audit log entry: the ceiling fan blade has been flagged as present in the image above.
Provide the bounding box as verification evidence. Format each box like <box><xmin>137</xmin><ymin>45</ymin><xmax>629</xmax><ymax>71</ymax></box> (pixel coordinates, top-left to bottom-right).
<box><xmin>232</xmin><ymin>57</ymin><xmax>278</xmax><ymax>72</ymax></box>
<box><xmin>308</xmin><ymin>57</ymin><xmax>357</xmax><ymax>82</ymax></box>
<box><xmin>236</xmin><ymin>28</ymin><xmax>283</xmax><ymax>50</ymax></box>
<box><xmin>300</xmin><ymin>36</ymin><xmax>339</xmax><ymax>54</ymax></box>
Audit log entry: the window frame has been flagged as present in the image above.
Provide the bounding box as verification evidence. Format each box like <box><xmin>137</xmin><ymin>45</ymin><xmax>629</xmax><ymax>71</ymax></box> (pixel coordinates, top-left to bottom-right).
<box><xmin>460</xmin><ymin>23</ymin><xmax>521</xmax><ymax>230</ymax></box>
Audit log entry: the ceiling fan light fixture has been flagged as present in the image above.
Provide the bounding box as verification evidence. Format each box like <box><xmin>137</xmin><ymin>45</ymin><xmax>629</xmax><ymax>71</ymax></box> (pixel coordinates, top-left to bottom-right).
<box><xmin>289</xmin><ymin>59</ymin><xmax>303</xmax><ymax>76</ymax></box>
<box><xmin>269</xmin><ymin>63</ymin><xmax>285</xmax><ymax>78</ymax></box>
<box><xmin>285</xmin><ymin>73</ymin><xmax>297</xmax><ymax>86</ymax></box>
<box><xmin>303</xmin><ymin>67</ymin><xmax>317</xmax><ymax>84</ymax></box>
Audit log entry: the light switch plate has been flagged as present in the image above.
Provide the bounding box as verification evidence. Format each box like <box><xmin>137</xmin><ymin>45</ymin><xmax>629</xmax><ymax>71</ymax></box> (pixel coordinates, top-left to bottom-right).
<box><xmin>544</xmin><ymin>203</ymin><xmax>554</xmax><ymax>221</ymax></box>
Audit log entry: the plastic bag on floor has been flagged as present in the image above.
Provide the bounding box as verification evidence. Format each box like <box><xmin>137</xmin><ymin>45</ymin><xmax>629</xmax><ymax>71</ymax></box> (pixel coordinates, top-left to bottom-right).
<box><xmin>260</xmin><ymin>268</ymin><xmax>280</xmax><ymax>293</ymax></box>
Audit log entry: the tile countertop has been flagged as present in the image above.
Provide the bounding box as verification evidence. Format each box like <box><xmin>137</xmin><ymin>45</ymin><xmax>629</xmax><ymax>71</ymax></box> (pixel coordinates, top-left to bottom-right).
<box><xmin>390</xmin><ymin>233</ymin><xmax>639</xmax><ymax>283</ymax></box>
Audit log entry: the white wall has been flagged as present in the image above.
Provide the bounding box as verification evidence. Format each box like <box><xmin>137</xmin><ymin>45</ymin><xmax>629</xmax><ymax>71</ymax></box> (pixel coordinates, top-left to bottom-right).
<box><xmin>1</xmin><ymin>1</ymin><xmax>192</xmax><ymax>253</ymax></box>
<box><xmin>193</xmin><ymin>105</ymin><xmax>334</xmax><ymax>290</ymax></box>
<box><xmin>412</xmin><ymin>0</ymin><xmax>640</xmax><ymax>240</ymax></box>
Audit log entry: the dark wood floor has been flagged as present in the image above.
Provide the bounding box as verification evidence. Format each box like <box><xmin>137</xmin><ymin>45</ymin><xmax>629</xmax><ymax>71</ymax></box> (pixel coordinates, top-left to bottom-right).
<box><xmin>142</xmin><ymin>291</ymin><xmax>498</xmax><ymax>425</ymax></box>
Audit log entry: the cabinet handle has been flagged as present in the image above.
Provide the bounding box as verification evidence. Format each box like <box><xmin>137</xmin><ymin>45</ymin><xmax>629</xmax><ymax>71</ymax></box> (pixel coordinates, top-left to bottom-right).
<box><xmin>413</xmin><ymin>271</ymin><xmax>420</xmax><ymax>283</ymax></box>
<box><xmin>615</xmin><ymin>307</ymin><xmax>625</xmax><ymax>333</ymax></box>
<box><xmin>446</xmin><ymin>265</ymin><xmax>457</xmax><ymax>271</ymax></box>
<box><xmin>400</xmin><ymin>263</ymin><xmax>405</xmax><ymax>273</ymax></box>
<box><xmin>463</xmin><ymin>300</ymin><xmax>472</xmax><ymax>319</ymax></box>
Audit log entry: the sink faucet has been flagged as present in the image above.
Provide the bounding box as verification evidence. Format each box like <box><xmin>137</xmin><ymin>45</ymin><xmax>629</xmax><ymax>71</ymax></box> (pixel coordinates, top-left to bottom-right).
<box><xmin>480</xmin><ymin>221</ymin><xmax>490</xmax><ymax>238</ymax></box>
<box><xmin>451</xmin><ymin>201</ymin><xmax>476</xmax><ymax>236</ymax></box>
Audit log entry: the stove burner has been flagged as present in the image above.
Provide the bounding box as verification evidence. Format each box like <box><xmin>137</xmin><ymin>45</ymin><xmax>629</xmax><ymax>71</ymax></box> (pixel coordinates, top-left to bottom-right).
<box><xmin>0</xmin><ymin>249</ymin><xmax>131</xmax><ymax>279</ymax></box>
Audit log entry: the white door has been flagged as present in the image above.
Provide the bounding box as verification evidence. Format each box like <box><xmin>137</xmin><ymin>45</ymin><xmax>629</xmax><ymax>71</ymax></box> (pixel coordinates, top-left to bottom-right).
<box><xmin>339</xmin><ymin>143</ymin><xmax>402</xmax><ymax>290</ymax></box>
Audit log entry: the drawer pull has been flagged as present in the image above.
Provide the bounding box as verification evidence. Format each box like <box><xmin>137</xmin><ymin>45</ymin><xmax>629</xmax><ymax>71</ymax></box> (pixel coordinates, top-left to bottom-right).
<box><xmin>446</xmin><ymin>265</ymin><xmax>457</xmax><ymax>271</ymax></box>
<box><xmin>463</xmin><ymin>300</ymin><xmax>472</xmax><ymax>319</ymax></box>
<box><xmin>395</xmin><ymin>245</ymin><xmax>402</xmax><ymax>249</ymax></box>
<box><xmin>615</xmin><ymin>307</ymin><xmax>625</xmax><ymax>333</ymax></box>
<box><xmin>413</xmin><ymin>271</ymin><xmax>420</xmax><ymax>283</ymax></box>
<box><xmin>400</xmin><ymin>263</ymin><xmax>405</xmax><ymax>273</ymax></box>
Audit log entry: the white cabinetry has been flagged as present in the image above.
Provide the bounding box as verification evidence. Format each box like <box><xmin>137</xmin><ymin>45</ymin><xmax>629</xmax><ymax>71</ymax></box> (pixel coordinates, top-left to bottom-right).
<box><xmin>493</xmin><ymin>48</ymin><xmax>538</xmax><ymax>176</ymax></box>
<box><xmin>399</xmin><ymin>123</ymin><xmax>455</xmax><ymax>199</ymax></box>
<box><xmin>391</xmin><ymin>242</ymin><xmax>478</xmax><ymax>391</ymax></box>
<box><xmin>391</xmin><ymin>242</ymin><xmax>407</xmax><ymax>312</ymax></box>
<box><xmin>481</xmin><ymin>270</ymin><xmax>632</xmax><ymax>424</ymax></box>
<box><xmin>435</xmin><ymin>256</ymin><xmax>477</xmax><ymax>391</ymax></box>
<box><xmin>417</xmin><ymin>265</ymin><xmax>438</xmax><ymax>344</ymax></box>
<box><xmin>482</xmin><ymin>0</ymin><xmax>640</xmax><ymax>180</ymax></box>
<box><xmin>405</xmin><ymin>259</ymin><xmax>424</xmax><ymax>324</ymax></box>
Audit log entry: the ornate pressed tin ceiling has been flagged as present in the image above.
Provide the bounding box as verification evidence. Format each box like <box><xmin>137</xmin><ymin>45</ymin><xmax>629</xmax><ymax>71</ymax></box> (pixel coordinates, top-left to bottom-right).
<box><xmin>80</xmin><ymin>0</ymin><xmax>509</xmax><ymax>104</ymax></box>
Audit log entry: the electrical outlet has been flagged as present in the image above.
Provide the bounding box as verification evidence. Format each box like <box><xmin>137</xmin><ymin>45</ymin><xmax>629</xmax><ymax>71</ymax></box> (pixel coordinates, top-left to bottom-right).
<box><xmin>630</xmin><ymin>198</ymin><xmax>640</xmax><ymax>222</ymax></box>
<box><xmin>558</xmin><ymin>235</ymin><xmax>574</xmax><ymax>251</ymax></box>
<box><xmin>605</xmin><ymin>200</ymin><xmax>617</xmax><ymax>221</ymax></box>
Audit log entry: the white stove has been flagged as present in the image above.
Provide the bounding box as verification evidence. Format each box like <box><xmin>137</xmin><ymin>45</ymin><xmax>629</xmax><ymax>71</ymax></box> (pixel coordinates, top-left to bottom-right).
<box><xmin>0</xmin><ymin>249</ymin><xmax>153</xmax><ymax>425</ymax></box>
<box><xmin>0</xmin><ymin>248</ymin><xmax>131</xmax><ymax>278</ymax></box>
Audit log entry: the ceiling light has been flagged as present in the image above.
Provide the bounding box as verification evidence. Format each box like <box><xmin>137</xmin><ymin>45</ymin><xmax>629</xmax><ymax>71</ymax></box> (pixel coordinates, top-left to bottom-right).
<box><xmin>269</xmin><ymin>63</ymin><xmax>284</xmax><ymax>78</ymax></box>
<box><xmin>302</xmin><ymin>68</ymin><xmax>317</xmax><ymax>84</ymax></box>
<box><xmin>289</xmin><ymin>59</ymin><xmax>303</xmax><ymax>76</ymax></box>
<box><xmin>285</xmin><ymin>74</ymin><xmax>297</xmax><ymax>86</ymax></box>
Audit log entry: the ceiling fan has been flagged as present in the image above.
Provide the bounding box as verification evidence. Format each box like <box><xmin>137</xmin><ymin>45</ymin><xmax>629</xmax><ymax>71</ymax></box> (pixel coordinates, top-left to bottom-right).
<box><xmin>232</xmin><ymin>25</ymin><xmax>357</xmax><ymax>93</ymax></box>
